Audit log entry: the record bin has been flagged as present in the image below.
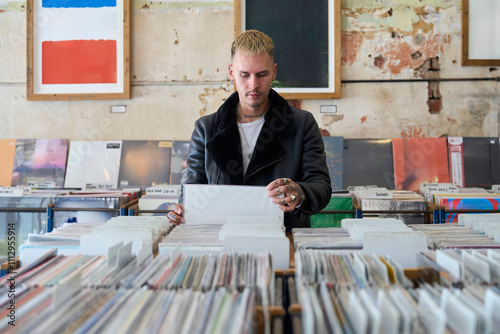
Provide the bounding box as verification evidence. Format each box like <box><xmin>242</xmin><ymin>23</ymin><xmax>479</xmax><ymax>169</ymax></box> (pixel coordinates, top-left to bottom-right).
<box><xmin>352</xmin><ymin>199</ymin><xmax>440</xmax><ymax>224</ymax></box>
<box><xmin>46</xmin><ymin>198</ymin><xmax>136</xmax><ymax>232</ymax></box>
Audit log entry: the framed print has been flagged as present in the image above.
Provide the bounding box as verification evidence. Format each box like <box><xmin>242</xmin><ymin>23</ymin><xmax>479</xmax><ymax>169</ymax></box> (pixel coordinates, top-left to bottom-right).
<box><xmin>461</xmin><ymin>0</ymin><xmax>500</xmax><ymax>66</ymax></box>
<box><xmin>27</xmin><ymin>0</ymin><xmax>130</xmax><ymax>100</ymax></box>
<box><xmin>235</xmin><ymin>0</ymin><xmax>341</xmax><ymax>99</ymax></box>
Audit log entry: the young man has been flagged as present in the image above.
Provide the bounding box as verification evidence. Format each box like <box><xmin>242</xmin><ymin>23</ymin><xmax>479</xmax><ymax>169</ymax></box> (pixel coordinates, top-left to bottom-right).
<box><xmin>168</xmin><ymin>30</ymin><xmax>331</xmax><ymax>231</ymax></box>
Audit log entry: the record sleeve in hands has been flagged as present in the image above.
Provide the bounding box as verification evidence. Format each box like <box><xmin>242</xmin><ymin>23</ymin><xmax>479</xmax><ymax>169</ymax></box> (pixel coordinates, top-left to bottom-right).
<box><xmin>183</xmin><ymin>184</ymin><xmax>283</xmax><ymax>225</ymax></box>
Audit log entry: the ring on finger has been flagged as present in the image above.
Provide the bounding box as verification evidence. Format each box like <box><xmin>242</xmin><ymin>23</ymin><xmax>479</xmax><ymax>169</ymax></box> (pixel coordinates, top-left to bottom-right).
<box><xmin>283</xmin><ymin>178</ymin><xmax>290</xmax><ymax>185</ymax></box>
<box><xmin>290</xmin><ymin>194</ymin><xmax>296</xmax><ymax>202</ymax></box>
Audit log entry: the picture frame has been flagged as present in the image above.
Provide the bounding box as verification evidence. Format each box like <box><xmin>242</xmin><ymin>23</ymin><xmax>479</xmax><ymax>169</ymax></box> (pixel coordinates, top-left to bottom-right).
<box><xmin>27</xmin><ymin>0</ymin><xmax>131</xmax><ymax>101</ymax></box>
<box><xmin>235</xmin><ymin>0</ymin><xmax>341</xmax><ymax>99</ymax></box>
<box><xmin>461</xmin><ymin>0</ymin><xmax>500</xmax><ymax>66</ymax></box>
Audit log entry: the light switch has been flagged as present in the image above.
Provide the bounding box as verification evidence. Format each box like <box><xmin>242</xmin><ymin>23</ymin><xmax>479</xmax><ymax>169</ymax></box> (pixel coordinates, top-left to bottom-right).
<box><xmin>320</xmin><ymin>105</ymin><xmax>337</xmax><ymax>113</ymax></box>
<box><xmin>110</xmin><ymin>105</ymin><xmax>127</xmax><ymax>113</ymax></box>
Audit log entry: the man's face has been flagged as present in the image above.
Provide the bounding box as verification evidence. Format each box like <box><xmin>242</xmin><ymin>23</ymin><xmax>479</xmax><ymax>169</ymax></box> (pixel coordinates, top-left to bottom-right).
<box><xmin>229</xmin><ymin>51</ymin><xmax>277</xmax><ymax>111</ymax></box>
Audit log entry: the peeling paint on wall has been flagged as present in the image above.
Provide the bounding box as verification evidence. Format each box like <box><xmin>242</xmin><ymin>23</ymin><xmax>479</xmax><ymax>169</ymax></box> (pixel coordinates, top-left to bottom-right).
<box><xmin>319</xmin><ymin>128</ymin><xmax>331</xmax><ymax>136</ymax></box>
<box><xmin>343</xmin><ymin>0</ymin><xmax>461</xmax><ymax>9</ymax></box>
<box><xmin>447</xmin><ymin>102</ymin><xmax>496</xmax><ymax>137</ymax></box>
<box><xmin>287</xmin><ymin>100</ymin><xmax>302</xmax><ymax>109</ymax></box>
<box><xmin>0</xmin><ymin>2</ymin><xmax>25</xmax><ymax>11</ymax></box>
<box><xmin>198</xmin><ymin>87</ymin><xmax>229</xmax><ymax>117</ymax></box>
<box><xmin>341</xmin><ymin>34</ymin><xmax>364</xmax><ymax>66</ymax></box>
<box><xmin>468</xmin><ymin>103</ymin><xmax>491</xmax><ymax>130</ymax></box>
<box><xmin>401</xmin><ymin>124</ymin><xmax>425</xmax><ymax>138</ymax></box>
<box><xmin>373</xmin><ymin>7</ymin><xmax>393</xmax><ymax>19</ymax></box>
<box><xmin>374</xmin><ymin>55</ymin><xmax>386</xmax><ymax>68</ymax></box>
<box><xmin>322</xmin><ymin>114</ymin><xmax>344</xmax><ymax>126</ymax></box>
<box><xmin>343</xmin><ymin>5</ymin><xmax>422</xmax><ymax>33</ymax></box>
<box><xmin>342</xmin><ymin>3</ymin><xmax>456</xmax><ymax>76</ymax></box>
<box><xmin>368</xmin><ymin>34</ymin><xmax>449</xmax><ymax>75</ymax></box>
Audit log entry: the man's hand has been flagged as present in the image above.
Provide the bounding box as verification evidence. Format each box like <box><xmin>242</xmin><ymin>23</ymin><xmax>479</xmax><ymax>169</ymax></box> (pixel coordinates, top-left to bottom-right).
<box><xmin>167</xmin><ymin>204</ymin><xmax>185</xmax><ymax>225</ymax></box>
<box><xmin>266</xmin><ymin>177</ymin><xmax>305</xmax><ymax>213</ymax></box>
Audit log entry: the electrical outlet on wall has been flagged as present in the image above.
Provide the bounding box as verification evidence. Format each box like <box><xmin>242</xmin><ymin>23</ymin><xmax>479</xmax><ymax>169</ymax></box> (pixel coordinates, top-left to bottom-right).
<box><xmin>320</xmin><ymin>105</ymin><xmax>337</xmax><ymax>113</ymax></box>
<box><xmin>110</xmin><ymin>105</ymin><xmax>127</xmax><ymax>113</ymax></box>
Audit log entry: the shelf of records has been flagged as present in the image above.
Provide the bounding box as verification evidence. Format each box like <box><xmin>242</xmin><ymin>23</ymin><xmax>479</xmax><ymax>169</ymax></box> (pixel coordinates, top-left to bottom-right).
<box><xmin>312</xmin><ymin>183</ymin><xmax>500</xmax><ymax>228</ymax></box>
<box><xmin>0</xmin><ymin>139</ymin><xmax>191</xmax><ymax>191</ymax></box>
<box><xmin>0</xmin><ymin>188</ymin><xmax>142</xmax><ymax>264</ymax></box>
<box><xmin>1</xmin><ymin>136</ymin><xmax>499</xmax><ymax>197</ymax></box>
<box><xmin>326</xmin><ymin>136</ymin><xmax>500</xmax><ymax>192</ymax></box>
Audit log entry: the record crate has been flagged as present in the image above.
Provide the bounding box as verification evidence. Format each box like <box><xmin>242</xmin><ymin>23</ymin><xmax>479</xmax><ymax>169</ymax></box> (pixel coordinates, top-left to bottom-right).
<box><xmin>46</xmin><ymin>196</ymin><xmax>137</xmax><ymax>232</ymax></box>
<box><xmin>352</xmin><ymin>198</ymin><xmax>441</xmax><ymax>224</ymax></box>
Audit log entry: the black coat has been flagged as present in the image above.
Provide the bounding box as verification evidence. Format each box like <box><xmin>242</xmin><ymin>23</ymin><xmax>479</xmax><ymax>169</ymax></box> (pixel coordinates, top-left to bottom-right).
<box><xmin>181</xmin><ymin>89</ymin><xmax>332</xmax><ymax>231</ymax></box>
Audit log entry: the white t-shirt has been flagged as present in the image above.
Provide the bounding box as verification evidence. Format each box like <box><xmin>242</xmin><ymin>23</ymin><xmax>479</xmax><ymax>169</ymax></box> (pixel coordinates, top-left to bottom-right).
<box><xmin>237</xmin><ymin>117</ymin><xmax>265</xmax><ymax>175</ymax></box>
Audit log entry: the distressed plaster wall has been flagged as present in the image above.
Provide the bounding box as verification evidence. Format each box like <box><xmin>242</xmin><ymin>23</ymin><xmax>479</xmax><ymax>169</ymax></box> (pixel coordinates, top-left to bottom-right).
<box><xmin>0</xmin><ymin>0</ymin><xmax>498</xmax><ymax>141</ymax></box>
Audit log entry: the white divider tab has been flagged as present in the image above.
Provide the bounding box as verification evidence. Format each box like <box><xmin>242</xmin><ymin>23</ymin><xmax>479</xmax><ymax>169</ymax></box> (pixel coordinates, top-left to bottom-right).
<box><xmin>359</xmin><ymin>289</ymin><xmax>382</xmax><ymax>334</ymax></box>
<box><xmin>426</xmin><ymin>186</ymin><xmax>458</xmax><ymax>194</ymax></box>
<box><xmin>116</xmin><ymin>241</ymin><xmax>133</xmax><ymax>269</ymax></box>
<box><xmin>485</xmin><ymin>288</ymin><xmax>500</xmax><ymax>329</ymax></box>
<box><xmin>107</xmin><ymin>241</ymin><xmax>123</xmax><ymax>268</ymax></box>
<box><xmin>86</xmin><ymin>183</ymin><xmax>113</xmax><ymax>190</ymax></box>
<box><xmin>420</xmin><ymin>183</ymin><xmax>452</xmax><ymax>195</ymax></box>
<box><xmin>347</xmin><ymin>291</ymin><xmax>368</xmax><ymax>334</ymax></box>
<box><xmin>28</xmin><ymin>181</ymin><xmax>56</xmax><ymax>189</ymax></box>
<box><xmin>462</xmin><ymin>251</ymin><xmax>490</xmax><ymax>283</ymax></box>
<box><xmin>137</xmin><ymin>243</ymin><xmax>153</xmax><ymax>266</ymax></box>
<box><xmin>362</xmin><ymin>232</ymin><xmax>427</xmax><ymax>268</ymax></box>
<box><xmin>418</xmin><ymin>289</ymin><xmax>447</xmax><ymax>334</ymax></box>
<box><xmin>348</xmin><ymin>185</ymin><xmax>378</xmax><ymax>191</ymax></box>
<box><xmin>223</xmin><ymin>236</ymin><xmax>289</xmax><ymax>270</ymax></box>
<box><xmin>0</xmin><ymin>187</ymin><xmax>26</xmax><ymax>196</ymax></box>
<box><xmin>79</xmin><ymin>234</ymin><xmax>143</xmax><ymax>258</ymax></box>
<box><xmin>52</xmin><ymin>270</ymin><xmax>81</xmax><ymax>310</ymax></box>
<box><xmin>420</xmin><ymin>183</ymin><xmax>439</xmax><ymax>195</ymax></box>
<box><xmin>341</xmin><ymin>218</ymin><xmax>404</xmax><ymax>234</ymax></box>
<box><xmin>440</xmin><ymin>289</ymin><xmax>477</xmax><ymax>334</ymax></box>
<box><xmin>436</xmin><ymin>250</ymin><xmax>463</xmax><ymax>280</ymax></box>
<box><xmin>357</xmin><ymin>188</ymin><xmax>393</xmax><ymax>199</ymax></box>
<box><xmin>377</xmin><ymin>290</ymin><xmax>400</xmax><ymax>334</ymax></box>
<box><xmin>350</xmin><ymin>225</ymin><xmax>410</xmax><ymax>241</ymax></box>
<box><xmin>145</xmin><ymin>185</ymin><xmax>181</xmax><ymax>196</ymax></box>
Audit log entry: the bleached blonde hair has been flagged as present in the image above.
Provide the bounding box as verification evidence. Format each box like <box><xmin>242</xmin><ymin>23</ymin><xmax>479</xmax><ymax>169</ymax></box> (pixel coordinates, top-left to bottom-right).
<box><xmin>231</xmin><ymin>29</ymin><xmax>274</xmax><ymax>61</ymax></box>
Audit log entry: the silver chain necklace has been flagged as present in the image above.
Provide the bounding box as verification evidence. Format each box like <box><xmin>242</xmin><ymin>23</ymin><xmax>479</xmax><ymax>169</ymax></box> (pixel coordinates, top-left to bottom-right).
<box><xmin>240</xmin><ymin>125</ymin><xmax>253</xmax><ymax>159</ymax></box>
<box><xmin>236</xmin><ymin>106</ymin><xmax>266</xmax><ymax>159</ymax></box>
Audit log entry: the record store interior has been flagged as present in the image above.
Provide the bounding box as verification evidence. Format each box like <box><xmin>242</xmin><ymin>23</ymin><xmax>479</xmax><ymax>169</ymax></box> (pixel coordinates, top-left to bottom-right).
<box><xmin>2</xmin><ymin>0</ymin><xmax>500</xmax><ymax>333</ymax></box>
